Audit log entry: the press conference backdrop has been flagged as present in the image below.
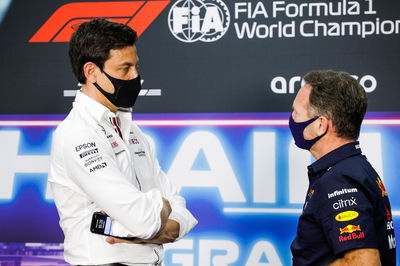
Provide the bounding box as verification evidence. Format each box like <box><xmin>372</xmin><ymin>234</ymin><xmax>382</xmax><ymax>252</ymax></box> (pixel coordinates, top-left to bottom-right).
<box><xmin>0</xmin><ymin>0</ymin><xmax>399</xmax><ymax>265</ymax></box>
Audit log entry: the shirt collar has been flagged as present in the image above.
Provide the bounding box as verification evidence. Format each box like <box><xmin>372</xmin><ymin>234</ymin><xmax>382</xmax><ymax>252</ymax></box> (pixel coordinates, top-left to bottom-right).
<box><xmin>74</xmin><ymin>91</ymin><xmax>132</xmax><ymax>123</ymax></box>
<box><xmin>308</xmin><ymin>141</ymin><xmax>362</xmax><ymax>175</ymax></box>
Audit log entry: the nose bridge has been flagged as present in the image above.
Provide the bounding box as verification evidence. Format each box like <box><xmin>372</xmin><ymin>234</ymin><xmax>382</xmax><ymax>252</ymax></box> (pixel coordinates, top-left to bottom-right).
<box><xmin>129</xmin><ymin>66</ymin><xmax>139</xmax><ymax>79</ymax></box>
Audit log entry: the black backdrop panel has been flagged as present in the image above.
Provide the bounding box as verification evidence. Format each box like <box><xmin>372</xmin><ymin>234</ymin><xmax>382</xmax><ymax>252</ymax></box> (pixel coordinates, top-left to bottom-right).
<box><xmin>0</xmin><ymin>0</ymin><xmax>399</xmax><ymax>114</ymax></box>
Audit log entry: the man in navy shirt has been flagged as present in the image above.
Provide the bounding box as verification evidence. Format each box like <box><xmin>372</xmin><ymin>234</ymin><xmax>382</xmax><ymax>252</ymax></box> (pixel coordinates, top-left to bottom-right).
<box><xmin>289</xmin><ymin>70</ymin><xmax>396</xmax><ymax>265</ymax></box>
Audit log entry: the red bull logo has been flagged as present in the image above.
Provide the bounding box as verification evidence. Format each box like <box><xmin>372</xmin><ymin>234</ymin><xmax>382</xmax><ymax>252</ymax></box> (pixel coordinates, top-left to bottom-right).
<box><xmin>338</xmin><ymin>224</ymin><xmax>365</xmax><ymax>242</ymax></box>
<box><xmin>338</xmin><ymin>231</ymin><xmax>365</xmax><ymax>242</ymax></box>
<box><xmin>339</xmin><ymin>224</ymin><xmax>361</xmax><ymax>234</ymax></box>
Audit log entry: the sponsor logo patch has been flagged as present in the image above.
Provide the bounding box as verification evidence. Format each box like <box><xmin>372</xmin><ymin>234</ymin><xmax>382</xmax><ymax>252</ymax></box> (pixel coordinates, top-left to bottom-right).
<box><xmin>338</xmin><ymin>224</ymin><xmax>365</xmax><ymax>242</ymax></box>
<box><xmin>89</xmin><ymin>162</ymin><xmax>108</xmax><ymax>172</ymax></box>
<box><xmin>385</xmin><ymin>205</ymin><xmax>392</xmax><ymax>221</ymax></box>
<box><xmin>388</xmin><ymin>234</ymin><xmax>396</xmax><ymax>249</ymax></box>
<box><xmin>338</xmin><ymin>231</ymin><xmax>365</xmax><ymax>242</ymax></box>
<box><xmin>376</xmin><ymin>177</ymin><xmax>388</xmax><ymax>197</ymax></box>
<box><xmin>79</xmin><ymin>148</ymin><xmax>99</xmax><ymax>158</ymax></box>
<box><xmin>75</xmin><ymin>142</ymin><xmax>96</xmax><ymax>152</ymax></box>
<box><xmin>134</xmin><ymin>148</ymin><xmax>146</xmax><ymax>157</ymax></box>
<box><xmin>84</xmin><ymin>155</ymin><xmax>103</xmax><ymax>168</ymax></box>
<box><xmin>307</xmin><ymin>189</ymin><xmax>314</xmax><ymax>198</ymax></box>
<box><xmin>332</xmin><ymin>197</ymin><xmax>357</xmax><ymax>210</ymax></box>
<box><xmin>339</xmin><ymin>224</ymin><xmax>361</xmax><ymax>234</ymax></box>
<box><xmin>129</xmin><ymin>138</ymin><xmax>140</xmax><ymax>144</ymax></box>
<box><xmin>335</xmin><ymin>211</ymin><xmax>359</xmax><ymax>222</ymax></box>
<box><xmin>327</xmin><ymin>188</ymin><xmax>358</xmax><ymax>199</ymax></box>
<box><xmin>387</xmin><ymin>221</ymin><xmax>394</xmax><ymax>230</ymax></box>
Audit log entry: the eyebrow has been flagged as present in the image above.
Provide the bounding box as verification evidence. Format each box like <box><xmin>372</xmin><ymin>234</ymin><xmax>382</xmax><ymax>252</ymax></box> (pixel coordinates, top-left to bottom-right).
<box><xmin>118</xmin><ymin>62</ymin><xmax>135</xmax><ymax>67</ymax></box>
<box><xmin>118</xmin><ymin>59</ymin><xmax>139</xmax><ymax>67</ymax></box>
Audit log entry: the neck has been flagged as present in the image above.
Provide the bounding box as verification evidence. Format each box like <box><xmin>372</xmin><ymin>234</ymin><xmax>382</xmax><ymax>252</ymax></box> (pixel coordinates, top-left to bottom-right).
<box><xmin>310</xmin><ymin>135</ymin><xmax>355</xmax><ymax>160</ymax></box>
<box><xmin>81</xmin><ymin>83</ymin><xmax>118</xmax><ymax>113</ymax></box>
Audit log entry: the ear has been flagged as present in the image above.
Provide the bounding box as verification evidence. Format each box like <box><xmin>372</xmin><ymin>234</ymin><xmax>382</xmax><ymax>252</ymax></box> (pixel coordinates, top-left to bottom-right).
<box><xmin>317</xmin><ymin>116</ymin><xmax>329</xmax><ymax>136</ymax></box>
<box><xmin>83</xmin><ymin>62</ymin><xmax>100</xmax><ymax>84</ymax></box>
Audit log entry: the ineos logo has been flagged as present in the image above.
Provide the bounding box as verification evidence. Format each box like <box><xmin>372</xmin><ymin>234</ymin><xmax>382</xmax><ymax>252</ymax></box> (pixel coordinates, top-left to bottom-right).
<box><xmin>270</xmin><ymin>75</ymin><xmax>377</xmax><ymax>94</ymax></box>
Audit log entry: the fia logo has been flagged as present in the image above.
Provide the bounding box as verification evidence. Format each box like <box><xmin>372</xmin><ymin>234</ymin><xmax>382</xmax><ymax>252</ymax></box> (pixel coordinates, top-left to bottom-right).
<box><xmin>168</xmin><ymin>0</ymin><xmax>230</xmax><ymax>43</ymax></box>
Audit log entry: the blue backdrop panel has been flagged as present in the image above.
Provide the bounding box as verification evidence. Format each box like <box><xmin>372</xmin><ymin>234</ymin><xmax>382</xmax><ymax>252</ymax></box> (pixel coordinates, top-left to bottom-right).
<box><xmin>0</xmin><ymin>112</ymin><xmax>398</xmax><ymax>265</ymax></box>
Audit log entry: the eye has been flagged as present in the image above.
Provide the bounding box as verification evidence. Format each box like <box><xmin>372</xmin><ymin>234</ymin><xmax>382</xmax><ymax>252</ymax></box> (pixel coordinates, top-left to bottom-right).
<box><xmin>120</xmin><ymin>67</ymin><xmax>130</xmax><ymax>73</ymax></box>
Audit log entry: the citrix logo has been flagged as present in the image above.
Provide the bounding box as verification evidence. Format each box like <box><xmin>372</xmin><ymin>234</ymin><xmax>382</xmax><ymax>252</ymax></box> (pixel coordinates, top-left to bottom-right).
<box><xmin>168</xmin><ymin>0</ymin><xmax>230</xmax><ymax>43</ymax></box>
<box><xmin>29</xmin><ymin>1</ymin><xmax>170</xmax><ymax>43</ymax></box>
<box><xmin>332</xmin><ymin>197</ymin><xmax>357</xmax><ymax>210</ymax></box>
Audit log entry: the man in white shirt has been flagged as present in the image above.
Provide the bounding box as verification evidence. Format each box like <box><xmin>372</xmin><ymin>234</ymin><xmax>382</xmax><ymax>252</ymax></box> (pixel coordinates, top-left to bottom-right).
<box><xmin>49</xmin><ymin>19</ymin><xmax>197</xmax><ymax>266</ymax></box>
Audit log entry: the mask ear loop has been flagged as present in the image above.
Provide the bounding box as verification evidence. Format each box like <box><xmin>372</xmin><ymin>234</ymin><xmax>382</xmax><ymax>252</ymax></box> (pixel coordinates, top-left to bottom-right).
<box><xmin>93</xmin><ymin>70</ymin><xmax>119</xmax><ymax>101</ymax></box>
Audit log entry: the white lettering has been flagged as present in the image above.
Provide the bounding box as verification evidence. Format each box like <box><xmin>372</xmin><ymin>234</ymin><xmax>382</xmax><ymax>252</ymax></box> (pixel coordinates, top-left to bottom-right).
<box><xmin>289</xmin><ymin>140</ymin><xmax>312</xmax><ymax>204</ymax></box>
<box><xmin>0</xmin><ymin>131</ymin><xmax>50</xmax><ymax>199</ymax></box>
<box><xmin>364</xmin><ymin>0</ymin><xmax>377</xmax><ymax>15</ymax></box>
<box><xmin>253</xmin><ymin>132</ymin><xmax>276</xmax><ymax>203</ymax></box>
<box><xmin>165</xmin><ymin>239</ymin><xmax>283</xmax><ymax>265</ymax></box>
<box><xmin>172</xmin><ymin>8</ymin><xmax>189</xmax><ymax>33</ymax></box>
<box><xmin>387</xmin><ymin>221</ymin><xmax>394</xmax><ymax>230</ymax></box>
<box><xmin>199</xmin><ymin>240</ymin><xmax>239</xmax><ymax>266</ymax></box>
<box><xmin>332</xmin><ymin>197</ymin><xmax>357</xmax><ymax>210</ymax></box>
<box><xmin>168</xmin><ymin>131</ymin><xmax>246</xmax><ymax>202</ymax></box>
<box><xmin>202</xmin><ymin>7</ymin><xmax>223</xmax><ymax>33</ymax></box>
<box><xmin>388</xmin><ymin>234</ymin><xmax>396</xmax><ymax>249</ymax></box>
<box><xmin>234</xmin><ymin>2</ymin><xmax>248</xmax><ymax>19</ymax></box>
<box><xmin>328</xmin><ymin>188</ymin><xmax>358</xmax><ymax>199</ymax></box>
<box><xmin>245</xmin><ymin>241</ymin><xmax>283</xmax><ymax>266</ymax></box>
<box><xmin>164</xmin><ymin>239</ymin><xmax>194</xmax><ymax>266</ymax></box>
<box><xmin>271</xmin><ymin>75</ymin><xmax>376</xmax><ymax>94</ymax></box>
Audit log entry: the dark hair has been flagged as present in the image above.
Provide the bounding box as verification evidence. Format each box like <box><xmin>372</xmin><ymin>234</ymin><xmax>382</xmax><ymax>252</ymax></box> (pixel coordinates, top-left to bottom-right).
<box><xmin>69</xmin><ymin>19</ymin><xmax>138</xmax><ymax>83</ymax></box>
<box><xmin>304</xmin><ymin>70</ymin><xmax>368</xmax><ymax>140</ymax></box>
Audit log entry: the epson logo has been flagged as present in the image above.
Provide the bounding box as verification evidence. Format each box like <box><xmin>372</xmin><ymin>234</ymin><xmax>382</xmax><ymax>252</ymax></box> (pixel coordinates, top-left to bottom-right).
<box><xmin>75</xmin><ymin>142</ymin><xmax>96</xmax><ymax>152</ymax></box>
<box><xmin>270</xmin><ymin>74</ymin><xmax>377</xmax><ymax>94</ymax></box>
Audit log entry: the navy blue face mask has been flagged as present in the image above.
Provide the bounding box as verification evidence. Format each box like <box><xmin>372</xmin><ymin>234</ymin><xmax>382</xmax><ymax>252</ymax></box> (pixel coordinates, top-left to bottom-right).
<box><xmin>289</xmin><ymin>115</ymin><xmax>327</xmax><ymax>150</ymax></box>
<box><xmin>93</xmin><ymin>71</ymin><xmax>141</xmax><ymax>109</ymax></box>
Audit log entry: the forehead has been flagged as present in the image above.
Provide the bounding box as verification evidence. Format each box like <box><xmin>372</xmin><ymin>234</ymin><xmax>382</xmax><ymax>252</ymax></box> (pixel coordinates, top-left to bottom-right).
<box><xmin>293</xmin><ymin>83</ymin><xmax>312</xmax><ymax>109</ymax></box>
<box><xmin>107</xmin><ymin>45</ymin><xmax>138</xmax><ymax>63</ymax></box>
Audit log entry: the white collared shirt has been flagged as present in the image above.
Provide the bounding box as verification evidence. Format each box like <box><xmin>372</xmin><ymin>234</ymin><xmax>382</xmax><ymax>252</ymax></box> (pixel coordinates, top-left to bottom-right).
<box><xmin>49</xmin><ymin>91</ymin><xmax>197</xmax><ymax>265</ymax></box>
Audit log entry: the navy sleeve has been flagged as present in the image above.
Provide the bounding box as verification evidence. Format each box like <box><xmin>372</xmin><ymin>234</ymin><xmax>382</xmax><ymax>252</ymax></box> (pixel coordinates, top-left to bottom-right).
<box><xmin>317</xmin><ymin>172</ymin><xmax>379</xmax><ymax>256</ymax></box>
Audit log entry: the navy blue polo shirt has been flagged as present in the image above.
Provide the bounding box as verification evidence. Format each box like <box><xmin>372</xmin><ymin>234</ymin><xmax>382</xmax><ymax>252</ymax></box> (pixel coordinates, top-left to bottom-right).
<box><xmin>291</xmin><ymin>141</ymin><xmax>396</xmax><ymax>265</ymax></box>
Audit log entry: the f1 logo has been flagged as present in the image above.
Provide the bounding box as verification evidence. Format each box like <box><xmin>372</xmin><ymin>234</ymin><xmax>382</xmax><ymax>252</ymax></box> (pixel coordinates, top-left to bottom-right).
<box><xmin>29</xmin><ymin>1</ymin><xmax>170</xmax><ymax>43</ymax></box>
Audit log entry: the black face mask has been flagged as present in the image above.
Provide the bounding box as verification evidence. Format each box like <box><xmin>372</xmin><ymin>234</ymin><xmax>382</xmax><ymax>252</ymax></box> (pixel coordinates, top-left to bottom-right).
<box><xmin>93</xmin><ymin>71</ymin><xmax>141</xmax><ymax>108</ymax></box>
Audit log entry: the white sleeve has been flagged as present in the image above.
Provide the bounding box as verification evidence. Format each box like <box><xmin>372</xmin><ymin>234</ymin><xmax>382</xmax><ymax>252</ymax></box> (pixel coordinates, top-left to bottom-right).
<box><xmin>61</xmin><ymin>129</ymin><xmax>163</xmax><ymax>239</ymax></box>
<box><xmin>145</xmin><ymin>134</ymin><xmax>198</xmax><ymax>241</ymax></box>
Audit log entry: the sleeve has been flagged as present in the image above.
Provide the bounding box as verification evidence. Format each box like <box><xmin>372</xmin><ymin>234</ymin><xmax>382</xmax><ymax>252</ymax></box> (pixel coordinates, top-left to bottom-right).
<box><xmin>145</xmin><ymin>133</ymin><xmax>198</xmax><ymax>241</ymax></box>
<box><xmin>317</xmin><ymin>173</ymin><xmax>378</xmax><ymax>256</ymax></box>
<box><xmin>62</xmin><ymin>129</ymin><xmax>163</xmax><ymax>239</ymax></box>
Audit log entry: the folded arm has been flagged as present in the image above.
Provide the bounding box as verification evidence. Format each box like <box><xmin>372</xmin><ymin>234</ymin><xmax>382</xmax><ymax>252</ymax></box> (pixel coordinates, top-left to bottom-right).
<box><xmin>329</xmin><ymin>248</ymin><xmax>381</xmax><ymax>266</ymax></box>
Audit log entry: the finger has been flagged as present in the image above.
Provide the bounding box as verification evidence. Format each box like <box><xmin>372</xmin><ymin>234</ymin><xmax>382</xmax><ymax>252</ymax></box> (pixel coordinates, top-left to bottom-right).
<box><xmin>105</xmin><ymin>237</ymin><xmax>134</xmax><ymax>244</ymax></box>
<box><xmin>105</xmin><ymin>237</ymin><xmax>117</xmax><ymax>244</ymax></box>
